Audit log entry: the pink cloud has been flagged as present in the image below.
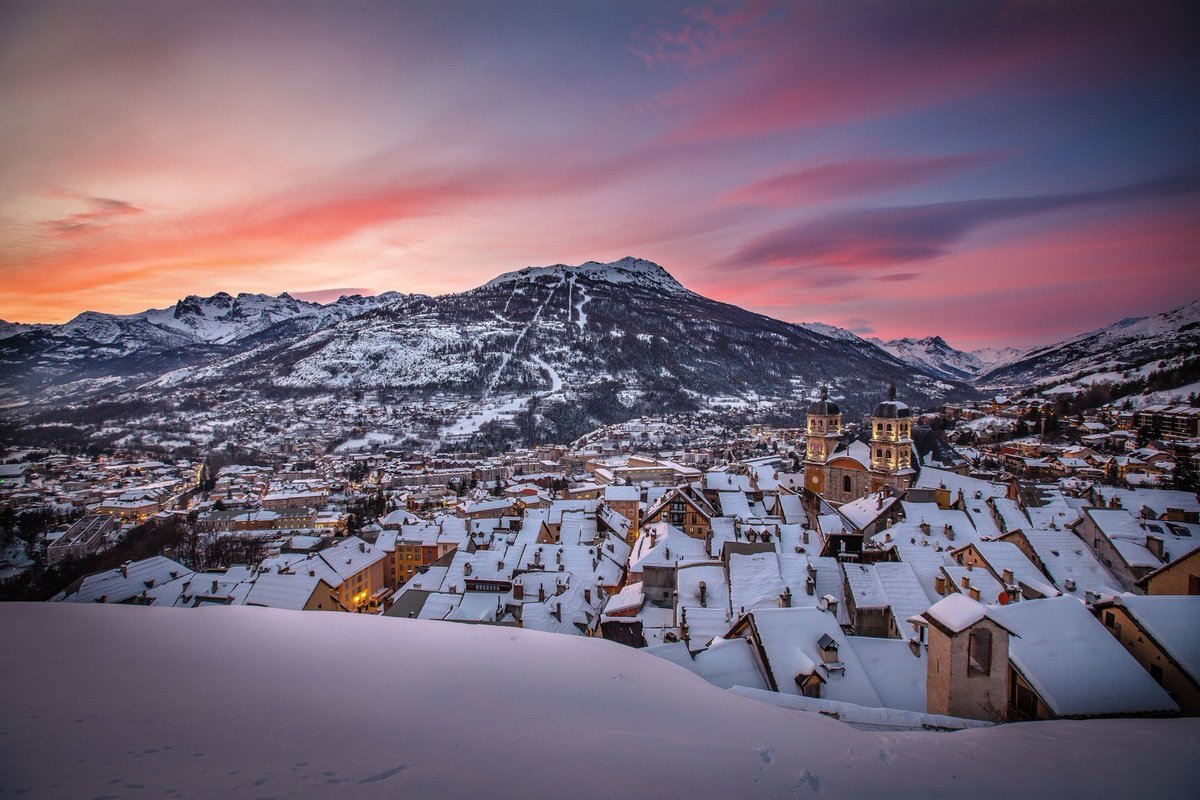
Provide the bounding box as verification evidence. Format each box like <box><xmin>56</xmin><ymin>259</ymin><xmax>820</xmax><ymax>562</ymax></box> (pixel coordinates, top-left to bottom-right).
<box><xmin>724</xmin><ymin>152</ymin><xmax>1003</xmax><ymax>207</ymax></box>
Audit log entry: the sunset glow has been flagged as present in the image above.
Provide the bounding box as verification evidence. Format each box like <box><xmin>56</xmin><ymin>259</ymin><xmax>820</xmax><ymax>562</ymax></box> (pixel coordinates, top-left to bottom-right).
<box><xmin>1</xmin><ymin>0</ymin><xmax>1197</xmax><ymax>348</ymax></box>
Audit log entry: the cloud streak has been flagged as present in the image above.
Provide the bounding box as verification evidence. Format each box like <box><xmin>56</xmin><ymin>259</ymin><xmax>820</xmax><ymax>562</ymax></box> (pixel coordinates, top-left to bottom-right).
<box><xmin>724</xmin><ymin>152</ymin><xmax>1004</xmax><ymax>207</ymax></box>
<box><xmin>726</xmin><ymin>169</ymin><xmax>1200</xmax><ymax>269</ymax></box>
<box><xmin>42</xmin><ymin>196</ymin><xmax>144</xmax><ymax>237</ymax></box>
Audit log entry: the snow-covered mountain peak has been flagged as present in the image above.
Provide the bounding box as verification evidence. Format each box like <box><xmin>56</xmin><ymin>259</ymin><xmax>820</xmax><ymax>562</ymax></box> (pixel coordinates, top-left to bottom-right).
<box><xmin>869</xmin><ymin>335</ymin><xmax>984</xmax><ymax>381</ymax></box>
<box><xmin>137</xmin><ymin>291</ymin><xmax>324</xmax><ymax>344</ymax></box>
<box><xmin>482</xmin><ymin>257</ymin><xmax>689</xmax><ymax>296</ymax></box>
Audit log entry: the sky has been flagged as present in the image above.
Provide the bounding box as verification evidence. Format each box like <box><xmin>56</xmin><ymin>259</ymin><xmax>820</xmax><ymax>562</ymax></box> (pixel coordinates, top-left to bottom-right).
<box><xmin>1</xmin><ymin>0</ymin><xmax>1197</xmax><ymax>350</ymax></box>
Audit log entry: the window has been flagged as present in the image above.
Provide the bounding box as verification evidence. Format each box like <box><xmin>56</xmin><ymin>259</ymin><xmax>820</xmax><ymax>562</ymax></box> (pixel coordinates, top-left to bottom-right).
<box><xmin>968</xmin><ymin>627</ymin><xmax>992</xmax><ymax>675</ymax></box>
<box><xmin>1014</xmin><ymin>682</ymin><xmax>1037</xmax><ymax>719</ymax></box>
<box><xmin>843</xmin><ymin>475</ymin><xmax>852</xmax><ymax>493</ymax></box>
<box><xmin>1189</xmin><ymin>575</ymin><xmax>1200</xmax><ymax>595</ymax></box>
<box><xmin>1104</xmin><ymin>611</ymin><xmax>1115</xmax><ymax>628</ymax></box>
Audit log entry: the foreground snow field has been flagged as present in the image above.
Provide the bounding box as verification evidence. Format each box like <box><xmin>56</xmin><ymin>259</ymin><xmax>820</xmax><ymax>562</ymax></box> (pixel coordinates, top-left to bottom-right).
<box><xmin>1</xmin><ymin>604</ymin><xmax>1196</xmax><ymax>799</ymax></box>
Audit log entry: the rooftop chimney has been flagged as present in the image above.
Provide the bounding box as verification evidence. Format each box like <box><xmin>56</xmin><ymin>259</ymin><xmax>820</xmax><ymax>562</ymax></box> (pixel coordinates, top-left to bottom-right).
<box><xmin>1002</xmin><ymin>568</ymin><xmax>1014</xmax><ymax>585</ymax></box>
<box><xmin>538</xmin><ymin>583</ymin><xmax>546</xmax><ymax>603</ymax></box>
<box><xmin>968</xmin><ymin>586</ymin><xmax>981</xmax><ymax>601</ymax></box>
<box><xmin>699</xmin><ymin>580</ymin><xmax>708</xmax><ymax>608</ymax></box>
<box><xmin>780</xmin><ymin>586</ymin><xmax>792</xmax><ymax>608</ymax></box>
<box><xmin>1146</xmin><ymin>535</ymin><xmax>1164</xmax><ymax>561</ymax></box>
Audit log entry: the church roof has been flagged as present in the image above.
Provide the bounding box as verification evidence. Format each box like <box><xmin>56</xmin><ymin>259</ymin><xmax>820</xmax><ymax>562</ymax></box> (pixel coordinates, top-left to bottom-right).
<box><xmin>807</xmin><ymin>386</ymin><xmax>840</xmax><ymax>416</ymax></box>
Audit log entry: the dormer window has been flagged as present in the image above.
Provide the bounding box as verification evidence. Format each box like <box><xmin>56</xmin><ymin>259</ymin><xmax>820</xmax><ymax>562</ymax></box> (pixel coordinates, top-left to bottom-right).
<box><xmin>818</xmin><ymin>633</ymin><xmax>839</xmax><ymax>664</ymax></box>
<box><xmin>796</xmin><ymin>671</ymin><xmax>823</xmax><ymax>698</ymax></box>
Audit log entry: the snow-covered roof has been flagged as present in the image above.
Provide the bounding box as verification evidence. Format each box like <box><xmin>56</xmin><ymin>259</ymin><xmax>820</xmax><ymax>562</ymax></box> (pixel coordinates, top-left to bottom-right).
<box><xmin>243</xmin><ymin>571</ymin><xmax>329</xmax><ymax>610</ymax></box>
<box><xmin>922</xmin><ymin>593</ymin><xmax>990</xmax><ymax>633</ymax></box>
<box><xmin>837</xmin><ymin>492</ymin><xmax>898</xmax><ymax>531</ymax></box>
<box><xmin>990</xmin><ymin>596</ymin><xmax>1177</xmax><ymax>717</ymax></box>
<box><xmin>1112</xmin><ymin>594</ymin><xmax>1200</xmax><ymax>683</ymax></box>
<box><xmin>54</xmin><ymin>556</ymin><xmax>192</xmax><ymax>604</ymax></box>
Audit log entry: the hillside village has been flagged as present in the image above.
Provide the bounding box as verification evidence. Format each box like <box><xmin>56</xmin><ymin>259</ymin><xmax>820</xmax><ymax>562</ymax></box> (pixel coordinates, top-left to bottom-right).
<box><xmin>3</xmin><ymin>380</ymin><xmax>1197</xmax><ymax>730</ymax></box>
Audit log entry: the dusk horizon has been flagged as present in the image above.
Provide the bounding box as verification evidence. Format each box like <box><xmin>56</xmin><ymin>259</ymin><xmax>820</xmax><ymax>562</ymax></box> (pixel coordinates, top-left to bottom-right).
<box><xmin>5</xmin><ymin>253</ymin><xmax>1200</xmax><ymax>355</ymax></box>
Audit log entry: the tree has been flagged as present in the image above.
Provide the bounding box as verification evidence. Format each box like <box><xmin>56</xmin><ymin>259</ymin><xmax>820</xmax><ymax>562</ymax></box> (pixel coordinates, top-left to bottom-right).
<box><xmin>1172</xmin><ymin>452</ymin><xmax>1198</xmax><ymax>495</ymax></box>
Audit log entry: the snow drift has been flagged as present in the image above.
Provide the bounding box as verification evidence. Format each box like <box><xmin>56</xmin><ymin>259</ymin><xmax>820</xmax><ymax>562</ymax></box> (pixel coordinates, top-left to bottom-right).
<box><xmin>0</xmin><ymin>603</ymin><xmax>1196</xmax><ymax>799</ymax></box>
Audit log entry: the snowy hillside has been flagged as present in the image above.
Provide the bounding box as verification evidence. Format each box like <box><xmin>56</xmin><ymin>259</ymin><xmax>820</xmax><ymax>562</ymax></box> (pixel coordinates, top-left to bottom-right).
<box><xmin>1</xmin><ymin>603</ymin><xmax>1196</xmax><ymax>799</ymax></box>
<box><xmin>977</xmin><ymin>300</ymin><xmax>1200</xmax><ymax>390</ymax></box>
<box><xmin>139</xmin><ymin>258</ymin><xmax>962</xmax><ymax>442</ymax></box>
<box><xmin>0</xmin><ymin>320</ymin><xmax>48</xmax><ymax>340</ymax></box>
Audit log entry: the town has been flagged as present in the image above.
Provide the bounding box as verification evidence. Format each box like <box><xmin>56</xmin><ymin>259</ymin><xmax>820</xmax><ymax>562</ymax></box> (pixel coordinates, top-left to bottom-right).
<box><xmin>3</xmin><ymin>382</ymin><xmax>1196</xmax><ymax>729</ymax></box>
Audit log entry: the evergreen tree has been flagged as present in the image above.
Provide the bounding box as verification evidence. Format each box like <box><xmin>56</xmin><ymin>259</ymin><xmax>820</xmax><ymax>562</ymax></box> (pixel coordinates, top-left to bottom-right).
<box><xmin>1172</xmin><ymin>453</ymin><xmax>1198</xmax><ymax>495</ymax></box>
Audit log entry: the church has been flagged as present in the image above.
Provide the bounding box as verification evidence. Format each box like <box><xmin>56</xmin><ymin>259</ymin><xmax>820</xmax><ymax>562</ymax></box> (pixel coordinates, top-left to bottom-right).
<box><xmin>803</xmin><ymin>385</ymin><xmax>917</xmax><ymax>505</ymax></box>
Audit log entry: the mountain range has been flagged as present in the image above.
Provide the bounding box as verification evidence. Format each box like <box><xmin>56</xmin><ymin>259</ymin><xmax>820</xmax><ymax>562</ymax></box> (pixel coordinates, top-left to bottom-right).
<box><xmin>1</xmin><ymin>257</ymin><xmax>1196</xmax><ymax>448</ymax></box>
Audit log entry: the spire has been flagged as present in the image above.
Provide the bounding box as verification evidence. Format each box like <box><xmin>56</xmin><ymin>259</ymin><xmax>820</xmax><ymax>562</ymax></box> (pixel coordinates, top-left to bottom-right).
<box><xmin>887</xmin><ymin>383</ymin><xmax>896</xmax><ymax>401</ymax></box>
<box><xmin>819</xmin><ymin>385</ymin><xmax>828</xmax><ymax>401</ymax></box>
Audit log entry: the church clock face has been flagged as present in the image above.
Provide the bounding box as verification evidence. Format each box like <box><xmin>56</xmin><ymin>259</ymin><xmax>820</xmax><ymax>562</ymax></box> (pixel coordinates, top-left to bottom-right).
<box><xmin>810</xmin><ymin>474</ymin><xmax>819</xmax><ymax>485</ymax></box>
